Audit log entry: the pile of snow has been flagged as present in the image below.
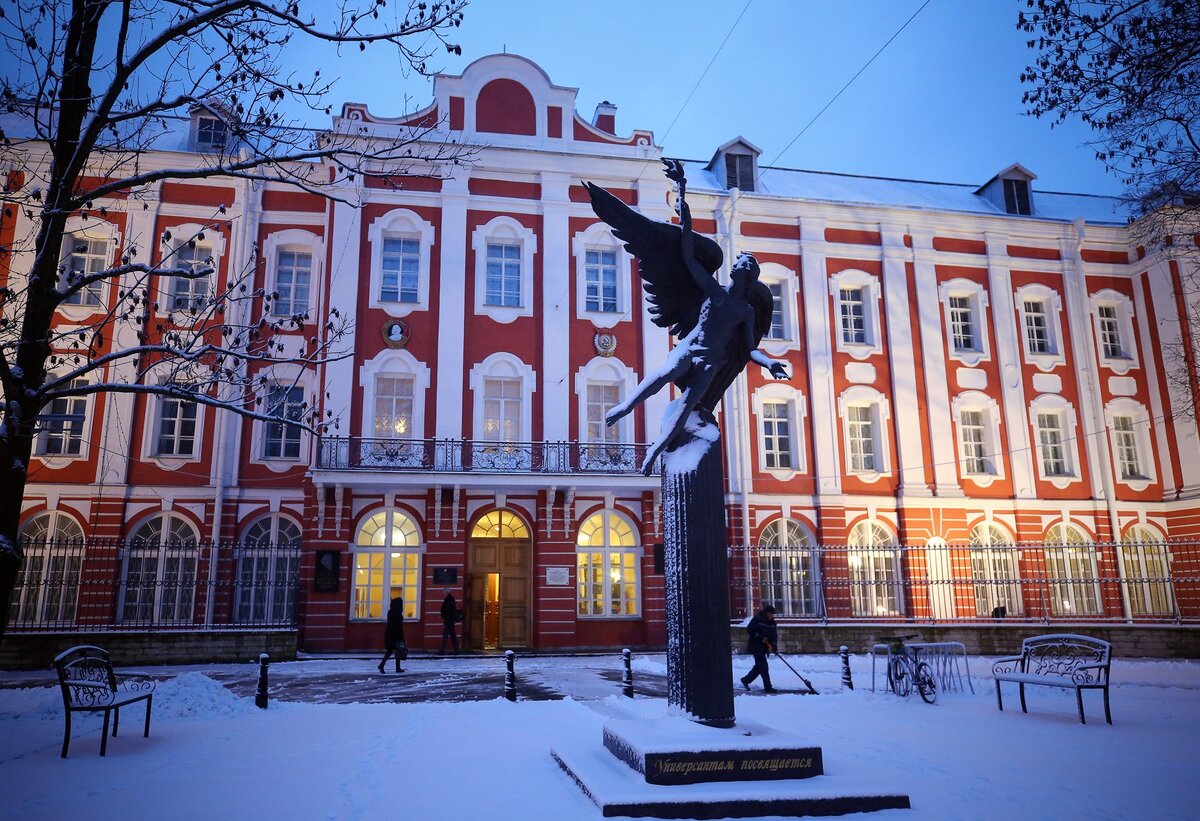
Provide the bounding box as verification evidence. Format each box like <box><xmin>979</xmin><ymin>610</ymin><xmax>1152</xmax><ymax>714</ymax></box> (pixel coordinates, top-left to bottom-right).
<box><xmin>153</xmin><ymin>672</ymin><xmax>258</xmax><ymax>719</ymax></box>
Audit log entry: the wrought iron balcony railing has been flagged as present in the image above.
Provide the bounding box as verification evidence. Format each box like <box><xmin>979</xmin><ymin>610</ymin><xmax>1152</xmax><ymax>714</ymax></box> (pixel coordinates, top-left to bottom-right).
<box><xmin>315</xmin><ymin>436</ymin><xmax>660</xmax><ymax>475</ymax></box>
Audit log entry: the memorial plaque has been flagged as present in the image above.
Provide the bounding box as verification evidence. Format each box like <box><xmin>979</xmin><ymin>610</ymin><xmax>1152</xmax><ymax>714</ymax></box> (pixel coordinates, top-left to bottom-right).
<box><xmin>546</xmin><ymin>566</ymin><xmax>570</xmax><ymax>586</ymax></box>
<box><xmin>432</xmin><ymin>567</ymin><xmax>458</xmax><ymax>584</ymax></box>
<box><xmin>313</xmin><ymin>550</ymin><xmax>340</xmax><ymax>593</ymax></box>
<box><xmin>603</xmin><ymin>726</ymin><xmax>823</xmax><ymax>786</ymax></box>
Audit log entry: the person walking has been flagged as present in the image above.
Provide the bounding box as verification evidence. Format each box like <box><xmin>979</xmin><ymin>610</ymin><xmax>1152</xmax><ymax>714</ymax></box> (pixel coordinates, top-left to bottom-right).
<box><xmin>740</xmin><ymin>604</ymin><xmax>777</xmax><ymax>692</ymax></box>
<box><xmin>439</xmin><ymin>588</ymin><xmax>460</xmax><ymax>654</ymax></box>
<box><xmin>378</xmin><ymin>596</ymin><xmax>407</xmax><ymax>673</ymax></box>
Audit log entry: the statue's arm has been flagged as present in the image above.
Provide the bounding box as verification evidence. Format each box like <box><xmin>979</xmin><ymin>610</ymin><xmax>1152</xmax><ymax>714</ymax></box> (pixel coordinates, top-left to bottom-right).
<box><xmin>678</xmin><ymin>198</ymin><xmax>724</xmax><ymax>301</ymax></box>
<box><xmin>750</xmin><ymin>349</ymin><xmax>789</xmax><ymax>379</ymax></box>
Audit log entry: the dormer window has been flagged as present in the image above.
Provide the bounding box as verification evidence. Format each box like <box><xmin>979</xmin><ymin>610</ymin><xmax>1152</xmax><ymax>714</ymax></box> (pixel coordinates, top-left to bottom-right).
<box><xmin>726</xmin><ymin>153</ymin><xmax>755</xmax><ymax>191</ymax></box>
<box><xmin>1003</xmin><ymin>178</ymin><xmax>1031</xmax><ymax>215</ymax></box>
<box><xmin>196</xmin><ymin>116</ymin><xmax>227</xmax><ymax>150</ymax></box>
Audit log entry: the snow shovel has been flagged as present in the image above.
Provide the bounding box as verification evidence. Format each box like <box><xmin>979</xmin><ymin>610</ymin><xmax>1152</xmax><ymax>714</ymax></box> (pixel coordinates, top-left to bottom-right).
<box><xmin>773</xmin><ymin>651</ymin><xmax>818</xmax><ymax>694</ymax></box>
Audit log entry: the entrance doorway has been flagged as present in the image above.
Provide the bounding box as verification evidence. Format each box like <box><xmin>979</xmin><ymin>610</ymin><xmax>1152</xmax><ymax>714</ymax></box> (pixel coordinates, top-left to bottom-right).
<box><xmin>466</xmin><ymin>510</ymin><xmax>531</xmax><ymax>650</ymax></box>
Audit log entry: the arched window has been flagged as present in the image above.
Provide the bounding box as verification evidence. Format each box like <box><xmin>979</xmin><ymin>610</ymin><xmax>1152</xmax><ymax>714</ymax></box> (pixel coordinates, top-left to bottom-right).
<box><xmin>1122</xmin><ymin>525</ymin><xmax>1174</xmax><ymax>617</ymax></box>
<box><xmin>969</xmin><ymin>523</ymin><xmax>1023</xmax><ymax>617</ymax></box>
<box><xmin>576</xmin><ymin>510</ymin><xmax>640</xmax><ymax>618</ymax></box>
<box><xmin>471</xmin><ymin>510</ymin><xmax>530</xmax><ymax>539</ymax></box>
<box><xmin>352</xmin><ymin>509</ymin><xmax>422</xmax><ymax>621</ymax></box>
<box><xmin>1044</xmin><ymin>523</ymin><xmax>1100</xmax><ymax>616</ymax></box>
<box><xmin>846</xmin><ymin>520</ymin><xmax>901</xmax><ymax>617</ymax></box>
<box><xmin>235</xmin><ymin>515</ymin><xmax>302</xmax><ymax>624</ymax></box>
<box><xmin>757</xmin><ymin>519</ymin><xmax>820</xmax><ymax>617</ymax></box>
<box><xmin>9</xmin><ymin>512</ymin><xmax>84</xmax><ymax>625</ymax></box>
<box><xmin>122</xmin><ymin>513</ymin><xmax>199</xmax><ymax>624</ymax></box>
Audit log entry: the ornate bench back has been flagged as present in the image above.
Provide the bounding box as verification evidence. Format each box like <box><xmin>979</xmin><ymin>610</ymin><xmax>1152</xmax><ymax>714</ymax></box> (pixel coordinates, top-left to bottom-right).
<box><xmin>1022</xmin><ymin>634</ymin><xmax>1111</xmax><ymax>681</ymax></box>
<box><xmin>54</xmin><ymin>645</ymin><xmax>118</xmax><ymax>708</ymax></box>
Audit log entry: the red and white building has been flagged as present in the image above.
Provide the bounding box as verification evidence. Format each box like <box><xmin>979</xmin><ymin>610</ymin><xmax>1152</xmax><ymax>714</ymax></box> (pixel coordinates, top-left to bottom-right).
<box><xmin>10</xmin><ymin>54</ymin><xmax>1200</xmax><ymax>655</ymax></box>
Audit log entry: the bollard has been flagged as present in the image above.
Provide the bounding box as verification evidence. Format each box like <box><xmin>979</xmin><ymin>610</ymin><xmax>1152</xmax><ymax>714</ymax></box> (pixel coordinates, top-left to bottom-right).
<box><xmin>255</xmin><ymin>653</ymin><xmax>270</xmax><ymax>708</ymax></box>
<box><xmin>839</xmin><ymin>645</ymin><xmax>853</xmax><ymax>691</ymax></box>
<box><xmin>621</xmin><ymin>648</ymin><xmax>634</xmax><ymax>698</ymax></box>
<box><xmin>504</xmin><ymin>650</ymin><xmax>517</xmax><ymax>702</ymax></box>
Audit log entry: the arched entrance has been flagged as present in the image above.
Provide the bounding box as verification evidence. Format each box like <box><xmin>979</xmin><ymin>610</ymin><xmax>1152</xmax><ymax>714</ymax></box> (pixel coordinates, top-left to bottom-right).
<box><xmin>466</xmin><ymin>509</ymin><xmax>531</xmax><ymax>649</ymax></box>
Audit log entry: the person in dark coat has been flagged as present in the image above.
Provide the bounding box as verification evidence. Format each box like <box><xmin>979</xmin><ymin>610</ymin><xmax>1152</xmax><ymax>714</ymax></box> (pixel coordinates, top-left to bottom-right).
<box><xmin>740</xmin><ymin>604</ymin><xmax>777</xmax><ymax>692</ymax></box>
<box><xmin>439</xmin><ymin>588</ymin><xmax>460</xmax><ymax>654</ymax></box>
<box><xmin>378</xmin><ymin>596</ymin><xmax>407</xmax><ymax>673</ymax></box>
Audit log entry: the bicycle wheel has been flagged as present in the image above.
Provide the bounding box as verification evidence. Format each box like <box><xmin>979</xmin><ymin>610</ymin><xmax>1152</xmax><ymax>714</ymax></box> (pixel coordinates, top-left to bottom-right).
<box><xmin>887</xmin><ymin>659</ymin><xmax>911</xmax><ymax>697</ymax></box>
<box><xmin>915</xmin><ymin>661</ymin><xmax>938</xmax><ymax>704</ymax></box>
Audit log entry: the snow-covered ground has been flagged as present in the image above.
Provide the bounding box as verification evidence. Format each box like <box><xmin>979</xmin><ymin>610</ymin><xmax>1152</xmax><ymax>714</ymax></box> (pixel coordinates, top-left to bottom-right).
<box><xmin>2</xmin><ymin>652</ymin><xmax>1198</xmax><ymax>820</ymax></box>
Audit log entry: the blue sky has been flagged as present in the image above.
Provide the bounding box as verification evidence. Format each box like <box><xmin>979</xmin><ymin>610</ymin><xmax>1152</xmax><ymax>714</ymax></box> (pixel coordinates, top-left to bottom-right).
<box><xmin>288</xmin><ymin>0</ymin><xmax>1120</xmax><ymax>196</ymax></box>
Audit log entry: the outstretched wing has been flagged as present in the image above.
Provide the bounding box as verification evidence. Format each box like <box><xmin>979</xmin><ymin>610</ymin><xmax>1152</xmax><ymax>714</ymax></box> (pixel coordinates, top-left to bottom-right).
<box><xmin>585</xmin><ymin>181</ymin><xmax>723</xmax><ymax>338</ymax></box>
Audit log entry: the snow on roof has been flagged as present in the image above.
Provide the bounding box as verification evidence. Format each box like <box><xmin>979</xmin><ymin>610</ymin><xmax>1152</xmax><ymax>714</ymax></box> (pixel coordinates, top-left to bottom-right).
<box><xmin>680</xmin><ymin>160</ymin><xmax>1128</xmax><ymax>225</ymax></box>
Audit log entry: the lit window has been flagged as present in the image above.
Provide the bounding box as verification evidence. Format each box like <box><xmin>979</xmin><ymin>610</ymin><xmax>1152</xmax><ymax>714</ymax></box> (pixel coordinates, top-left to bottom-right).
<box><xmin>949</xmin><ymin>296</ymin><xmax>976</xmax><ymax>352</ymax></box>
<box><xmin>847</xmin><ymin>405</ymin><xmax>876</xmax><ymax>472</ymax></box>
<box><xmin>155</xmin><ymin>394</ymin><xmax>198</xmax><ymax>457</ymax></box>
<box><xmin>168</xmin><ymin>240</ymin><xmax>213</xmax><ymax>312</ymax></box>
<box><xmin>482</xmin><ymin>378</ymin><xmax>521</xmax><ymax>442</ymax></box>
<box><xmin>840</xmin><ymin>288</ymin><xmax>866</xmax><ymax>344</ymax></box>
<box><xmin>60</xmin><ymin>235</ymin><xmax>107</xmax><ymax>306</ymax></box>
<box><xmin>485</xmin><ymin>242</ymin><xmax>522</xmax><ymax>307</ymax></box>
<box><xmin>374</xmin><ymin>376</ymin><xmax>414</xmax><ymax>439</ymax></box>
<box><xmin>1024</xmin><ymin>300</ymin><xmax>1052</xmax><ymax>354</ymax></box>
<box><xmin>272</xmin><ymin>249</ymin><xmax>311</xmax><ymax>316</ymax></box>
<box><xmin>1121</xmin><ymin>526</ymin><xmax>1173</xmax><ymax>616</ymax></box>
<box><xmin>585</xmin><ymin>249</ymin><xmax>618</xmax><ymax>313</ymax></box>
<box><xmin>1113</xmin><ymin>415</ymin><xmax>1143</xmax><ymax>480</ymax></box>
<box><xmin>352</xmin><ymin>510</ymin><xmax>422</xmax><ymax>621</ymax></box>
<box><xmin>36</xmin><ymin>379</ymin><xmax>88</xmax><ymax>457</ymax></box>
<box><xmin>263</xmin><ymin>384</ymin><xmax>304</xmax><ymax>459</ymax></box>
<box><xmin>1036</xmin><ymin>412</ymin><xmax>1068</xmax><ymax>477</ymax></box>
<box><xmin>236</xmin><ymin>516</ymin><xmax>301</xmax><ymax>624</ymax></box>
<box><xmin>847</xmin><ymin>521</ymin><xmax>901</xmax><ymax>617</ymax></box>
<box><xmin>586</xmin><ymin>383</ymin><xmax>621</xmax><ymax>445</ymax></box>
<box><xmin>761</xmin><ymin>400</ymin><xmax>793</xmax><ymax>470</ymax></box>
<box><xmin>757</xmin><ymin>520</ymin><xmax>819</xmax><ymax>617</ymax></box>
<box><xmin>381</xmin><ymin>237</ymin><xmax>420</xmax><ymax>303</ymax></box>
<box><xmin>122</xmin><ymin>514</ymin><xmax>199</xmax><ymax>624</ymax></box>
<box><xmin>8</xmin><ymin>512</ymin><xmax>84</xmax><ymax>626</ymax></box>
<box><xmin>969</xmin><ymin>524</ymin><xmax>1022</xmax><ymax>617</ymax></box>
<box><xmin>471</xmin><ymin>510</ymin><xmax>529</xmax><ymax>539</ymax></box>
<box><xmin>576</xmin><ymin>511</ymin><xmax>640</xmax><ymax>618</ymax></box>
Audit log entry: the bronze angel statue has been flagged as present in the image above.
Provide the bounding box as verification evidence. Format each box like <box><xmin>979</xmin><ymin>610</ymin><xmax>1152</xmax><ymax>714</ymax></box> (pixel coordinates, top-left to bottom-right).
<box><xmin>586</xmin><ymin>159</ymin><xmax>790</xmax><ymax>476</ymax></box>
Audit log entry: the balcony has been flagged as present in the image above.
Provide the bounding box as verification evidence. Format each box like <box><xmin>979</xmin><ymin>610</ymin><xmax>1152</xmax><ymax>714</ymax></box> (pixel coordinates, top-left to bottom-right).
<box><xmin>315</xmin><ymin>437</ymin><xmax>660</xmax><ymax>476</ymax></box>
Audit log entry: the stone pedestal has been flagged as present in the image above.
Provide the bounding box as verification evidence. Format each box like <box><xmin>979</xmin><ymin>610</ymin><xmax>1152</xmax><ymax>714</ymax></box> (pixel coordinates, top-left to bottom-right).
<box><xmin>661</xmin><ymin>415</ymin><xmax>734</xmax><ymax>727</ymax></box>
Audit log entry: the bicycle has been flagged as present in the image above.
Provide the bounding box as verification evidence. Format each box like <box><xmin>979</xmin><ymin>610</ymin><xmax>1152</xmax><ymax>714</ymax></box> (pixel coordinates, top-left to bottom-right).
<box><xmin>881</xmin><ymin>634</ymin><xmax>937</xmax><ymax>704</ymax></box>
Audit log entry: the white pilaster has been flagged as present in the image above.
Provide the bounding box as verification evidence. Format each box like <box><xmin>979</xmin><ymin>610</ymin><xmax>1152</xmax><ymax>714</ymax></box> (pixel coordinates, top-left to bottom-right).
<box><xmin>800</xmin><ymin>217</ymin><xmax>841</xmax><ymax>495</ymax></box>
<box><xmin>984</xmin><ymin>232</ymin><xmax>1037</xmax><ymax>498</ymax></box>
<box><xmin>324</xmin><ymin>195</ymin><xmax>363</xmax><ymax>433</ymax></box>
<box><xmin>540</xmin><ymin>171</ymin><xmax>571</xmax><ymax>442</ymax></box>
<box><xmin>1132</xmin><ymin>266</ymin><xmax>1177</xmax><ymax>496</ymax></box>
<box><xmin>1145</xmin><ymin>256</ymin><xmax>1200</xmax><ymax>494</ymax></box>
<box><xmin>434</xmin><ymin>175</ymin><xmax>470</xmax><ymax>438</ymax></box>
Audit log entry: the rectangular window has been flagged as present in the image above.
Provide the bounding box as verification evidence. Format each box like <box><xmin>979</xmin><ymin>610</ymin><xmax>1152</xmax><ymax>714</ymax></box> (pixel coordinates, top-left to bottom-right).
<box><xmin>584</xmin><ymin>249</ymin><xmax>618</xmax><ymax>313</ymax></box>
<box><xmin>1098</xmin><ymin>305</ymin><xmax>1124</xmax><ymax>359</ymax></box>
<box><xmin>1023</xmin><ymin>300</ymin><xmax>1051</xmax><ymax>354</ymax></box>
<box><xmin>847</xmin><ymin>405</ymin><xmax>876</xmax><ymax>472</ymax></box>
<box><xmin>949</xmin><ymin>295</ymin><xmax>976</xmax><ymax>351</ymax></box>
<box><xmin>725</xmin><ymin>153</ymin><xmax>754</xmax><ymax>191</ymax></box>
<box><xmin>155</xmin><ymin>396</ymin><xmax>198</xmax><ymax>457</ymax></box>
<box><xmin>353</xmin><ymin>550</ymin><xmax>420</xmax><ymax>620</ymax></box>
<box><xmin>263</xmin><ymin>384</ymin><xmax>304</xmax><ymax>459</ymax></box>
<box><xmin>576</xmin><ymin>550</ymin><xmax>639</xmax><ymax>617</ymax></box>
<box><xmin>960</xmin><ymin>410</ymin><xmax>989</xmax><ymax>475</ymax></box>
<box><xmin>840</xmin><ymin>288</ymin><xmax>866</xmax><ymax>344</ymax></box>
<box><xmin>380</xmin><ymin>237</ymin><xmax>420</xmax><ymax>303</ymax></box>
<box><xmin>1003</xmin><ymin>178</ymin><xmax>1031</xmax><ymax>215</ymax></box>
<box><xmin>196</xmin><ymin>116</ymin><xmax>227</xmax><ymax>149</ymax></box>
<box><xmin>168</xmin><ymin>241</ymin><xmax>212</xmax><ymax>311</ymax></box>
<box><xmin>1037</xmin><ymin>412</ymin><xmax>1068</xmax><ymax>476</ymax></box>
<box><xmin>373</xmin><ymin>376</ymin><xmax>414</xmax><ymax>439</ymax></box>
<box><xmin>272</xmin><ymin>250</ymin><xmax>312</xmax><ymax>316</ymax></box>
<box><xmin>60</xmin><ymin>235</ymin><xmax>107</xmax><ymax>306</ymax></box>
<box><xmin>767</xmin><ymin>282</ymin><xmax>786</xmax><ymax>340</ymax></box>
<box><xmin>586</xmin><ymin>383</ymin><xmax>621</xmax><ymax>444</ymax></box>
<box><xmin>482</xmin><ymin>378</ymin><xmax>521</xmax><ymax>442</ymax></box>
<box><xmin>485</xmin><ymin>242</ymin><xmax>521</xmax><ymax>307</ymax></box>
<box><xmin>761</xmin><ymin>400</ymin><xmax>793</xmax><ymax>470</ymax></box>
<box><xmin>1113</xmin><ymin>415</ymin><xmax>1142</xmax><ymax>479</ymax></box>
<box><xmin>36</xmin><ymin>379</ymin><xmax>88</xmax><ymax>457</ymax></box>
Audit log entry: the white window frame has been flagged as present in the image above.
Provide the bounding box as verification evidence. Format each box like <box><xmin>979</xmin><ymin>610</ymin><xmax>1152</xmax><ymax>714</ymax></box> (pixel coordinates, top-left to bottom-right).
<box><xmin>1029</xmin><ymin>394</ymin><xmax>1082</xmax><ymax>489</ymax></box>
<box><xmin>143</xmin><ymin>389</ymin><xmax>204</xmax><ymax>469</ymax></box>
<box><xmin>359</xmin><ymin>348</ymin><xmax>432</xmax><ymax>441</ymax></box>
<box><xmin>34</xmin><ymin>376</ymin><xmax>92</xmax><ymax>466</ymax></box>
<box><xmin>469</xmin><ymin>353</ymin><xmax>536</xmax><ymax>471</ymax></box>
<box><xmin>236</xmin><ymin>515</ymin><xmax>302</xmax><ymax>624</ymax></box>
<box><xmin>572</xmin><ymin>223</ymin><xmax>631</xmax><ymax>328</ymax></box>
<box><xmin>575</xmin><ymin>509</ymin><xmax>641</xmax><ymax>619</ymax></box>
<box><xmin>192</xmin><ymin>113</ymin><xmax>229</xmax><ymax>151</ymax></box>
<box><xmin>156</xmin><ymin>222</ymin><xmax>226</xmax><ymax>319</ymax></box>
<box><xmin>368</xmin><ymin>209</ymin><xmax>434</xmax><ymax>318</ymax></box>
<box><xmin>10</xmin><ymin>511</ymin><xmax>85</xmax><ymax>625</ymax></box>
<box><xmin>1089</xmin><ymin>289</ymin><xmax>1140</xmax><ymax>375</ymax></box>
<box><xmin>263</xmin><ymin>229</ymin><xmax>323</xmax><ymax>320</ymax></box>
<box><xmin>756</xmin><ymin>518</ymin><xmax>821</xmax><ymax>617</ymax></box>
<box><xmin>752</xmin><ymin>383</ymin><xmax>809</xmax><ymax>480</ymax></box>
<box><xmin>1104</xmin><ymin>398</ymin><xmax>1156</xmax><ymax>491</ymax></box>
<box><xmin>472</xmin><ymin>216</ymin><xmax>537</xmax><ymax>324</ymax></box>
<box><xmin>937</xmin><ymin>277</ymin><xmax>991</xmax><ymax>366</ymax></box>
<box><xmin>758</xmin><ymin>262</ymin><xmax>801</xmax><ymax>355</ymax></box>
<box><xmin>1044</xmin><ymin>522</ymin><xmax>1101</xmax><ymax>617</ymax></box>
<box><xmin>846</xmin><ymin>520</ymin><xmax>903</xmax><ymax>617</ymax></box>
<box><xmin>968</xmin><ymin>522</ymin><xmax>1023</xmax><ymax>617</ymax></box>
<box><xmin>349</xmin><ymin>508</ymin><xmax>425</xmax><ymax>622</ymax></box>
<box><xmin>1013</xmin><ymin>283</ymin><xmax>1065</xmax><ymax>371</ymax></box>
<box><xmin>574</xmin><ymin>356</ymin><xmax>638</xmax><ymax>442</ymax></box>
<box><xmin>1120</xmin><ymin>524</ymin><xmax>1175</xmax><ymax>617</ymax></box>
<box><xmin>250</xmin><ymin>366</ymin><xmax>313</xmax><ymax>472</ymax></box>
<box><xmin>119</xmin><ymin>513</ymin><xmax>201</xmax><ymax>625</ymax></box>
<box><xmin>836</xmin><ymin>385</ymin><xmax>891</xmax><ymax>482</ymax></box>
<box><xmin>829</xmin><ymin>269</ymin><xmax>883</xmax><ymax>360</ymax></box>
<box><xmin>58</xmin><ymin>216</ymin><xmax>121</xmax><ymax>319</ymax></box>
<box><xmin>950</xmin><ymin>392</ymin><xmax>1005</xmax><ymax>487</ymax></box>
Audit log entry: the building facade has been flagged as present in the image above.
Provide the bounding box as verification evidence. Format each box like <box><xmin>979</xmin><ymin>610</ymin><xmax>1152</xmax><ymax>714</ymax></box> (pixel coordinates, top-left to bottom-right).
<box><xmin>10</xmin><ymin>54</ymin><xmax>1200</xmax><ymax>654</ymax></box>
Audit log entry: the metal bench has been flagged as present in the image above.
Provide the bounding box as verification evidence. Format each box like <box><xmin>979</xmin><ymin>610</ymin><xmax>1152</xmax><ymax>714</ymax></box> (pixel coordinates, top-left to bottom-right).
<box><xmin>991</xmin><ymin>634</ymin><xmax>1112</xmax><ymax>725</ymax></box>
<box><xmin>54</xmin><ymin>645</ymin><xmax>157</xmax><ymax>757</ymax></box>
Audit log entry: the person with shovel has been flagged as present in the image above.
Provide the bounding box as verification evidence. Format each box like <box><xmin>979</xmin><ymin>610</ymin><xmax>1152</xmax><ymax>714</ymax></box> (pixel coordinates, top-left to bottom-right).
<box><xmin>740</xmin><ymin>604</ymin><xmax>778</xmax><ymax>692</ymax></box>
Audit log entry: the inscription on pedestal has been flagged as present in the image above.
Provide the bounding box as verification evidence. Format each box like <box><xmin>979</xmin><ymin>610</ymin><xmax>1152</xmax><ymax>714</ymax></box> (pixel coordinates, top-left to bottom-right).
<box><xmin>603</xmin><ymin>727</ymin><xmax>824</xmax><ymax>786</ymax></box>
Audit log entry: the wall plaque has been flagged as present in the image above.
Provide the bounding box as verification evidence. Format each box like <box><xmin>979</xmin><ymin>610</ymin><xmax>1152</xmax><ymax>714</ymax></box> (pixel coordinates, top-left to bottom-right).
<box><xmin>314</xmin><ymin>550</ymin><xmax>341</xmax><ymax>593</ymax></box>
<box><xmin>546</xmin><ymin>566</ymin><xmax>570</xmax><ymax>586</ymax></box>
<box><xmin>432</xmin><ymin>567</ymin><xmax>458</xmax><ymax>584</ymax></box>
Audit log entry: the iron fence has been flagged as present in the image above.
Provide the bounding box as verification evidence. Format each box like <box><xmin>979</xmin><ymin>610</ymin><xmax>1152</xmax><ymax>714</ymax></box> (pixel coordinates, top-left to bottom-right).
<box><xmin>727</xmin><ymin>540</ymin><xmax>1200</xmax><ymax>624</ymax></box>
<box><xmin>316</xmin><ymin>436</ymin><xmax>660</xmax><ymax>475</ymax></box>
<box><xmin>6</xmin><ymin>538</ymin><xmax>301</xmax><ymax>632</ymax></box>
